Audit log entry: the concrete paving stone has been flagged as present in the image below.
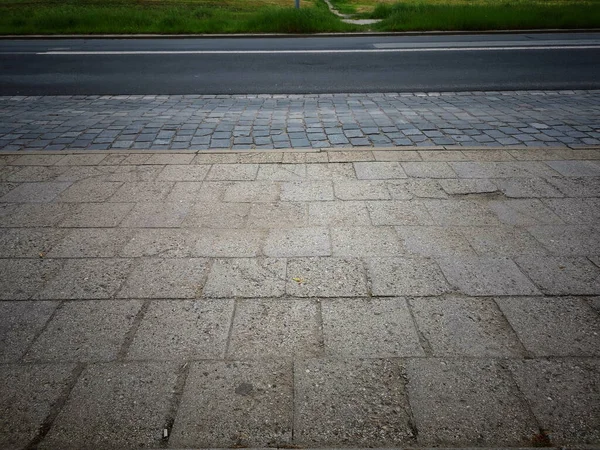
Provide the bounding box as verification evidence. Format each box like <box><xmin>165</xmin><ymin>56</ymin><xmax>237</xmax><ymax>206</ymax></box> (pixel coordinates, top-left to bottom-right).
<box><xmin>56</xmin><ymin>180</ymin><xmax>123</xmax><ymax>203</ymax></box>
<box><xmin>396</xmin><ymin>226</ymin><xmax>475</xmax><ymax>257</ymax></box>
<box><xmin>494</xmin><ymin>177</ymin><xmax>564</xmax><ymax>198</ymax></box>
<box><xmin>322</xmin><ymin>297</ymin><xmax>423</xmax><ymax>357</ymax></box>
<box><xmin>295</xmin><ymin>358</ymin><xmax>414</xmax><ymax>446</ymax></box>
<box><xmin>0</xmin><ymin>258</ymin><xmax>62</xmax><ymax>300</ymax></box>
<box><xmin>287</xmin><ymin>257</ymin><xmax>368</xmax><ymax>297</ymax></box>
<box><xmin>229</xmin><ymin>299</ymin><xmax>321</xmax><ymax>358</ymax></box>
<box><xmin>388</xmin><ymin>179</ymin><xmax>447</xmax><ymax>199</ymax></box>
<box><xmin>36</xmin><ymin>258</ymin><xmax>133</xmax><ymax>300</ymax></box>
<box><xmin>462</xmin><ymin>226</ymin><xmax>549</xmax><ymax>256</ymax></box>
<box><xmin>489</xmin><ymin>199</ymin><xmax>565</xmax><ymax>226</ymax></box>
<box><xmin>54</xmin><ymin>166</ymin><xmax>108</xmax><ymax>183</ymax></box>
<box><xmin>545</xmin><ymin>176</ymin><xmax>600</xmax><ymax>197</ymax></box>
<box><xmin>333</xmin><ymin>180</ymin><xmax>390</xmax><ymax>200</ymax></box>
<box><xmin>109</xmin><ymin>181</ymin><xmax>173</xmax><ymax>202</ymax></box>
<box><xmin>372</xmin><ymin>150</ymin><xmax>420</xmax><ymax>161</ymax></box>
<box><xmin>306</xmin><ymin>163</ymin><xmax>356</xmax><ymax>180</ymax></box>
<box><xmin>543</xmin><ymin>198</ymin><xmax>600</xmax><ymax>224</ymax></box>
<box><xmin>256</xmin><ymin>164</ymin><xmax>306</xmax><ymax>181</ymax></box>
<box><xmin>280</xmin><ymin>180</ymin><xmax>333</xmax><ymax>201</ymax></box>
<box><xmin>182</xmin><ymin>202</ymin><xmax>250</xmax><ymax>228</ymax></box>
<box><xmin>0</xmin><ymin>181</ymin><xmax>71</xmax><ymax>203</ymax></box>
<box><xmin>128</xmin><ymin>299</ymin><xmax>233</xmax><ymax>360</ymax></box>
<box><xmin>119</xmin><ymin>228</ymin><xmax>196</xmax><ymax>257</ymax></box>
<box><xmin>500</xmin><ymin>295</ymin><xmax>600</xmax><ymax>357</ymax></box>
<box><xmin>589</xmin><ymin>295</ymin><xmax>600</xmax><ymax>312</ymax></box>
<box><xmin>438</xmin><ymin>178</ymin><xmax>498</xmax><ymax>195</ymax></box>
<box><xmin>40</xmin><ymin>361</ymin><xmax>177</xmax><ymax>450</ymax></box>
<box><xmin>0</xmin><ymin>363</ymin><xmax>76</xmax><ymax>449</ymax></box>
<box><xmin>0</xmin><ymin>227</ymin><xmax>66</xmax><ymax>258</ymax></box>
<box><xmin>54</xmin><ymin>154</ymin><xmax>106</xmax><ymax>166</ymax></box>
<box><xmin>25</xmin><ymin>300</ymin><xmax>142</xmax><ymax>362</ymax></box>
<box><xmin>118</xmin><ymin>258</ymin><xmax>209</xmax><ymax>299</ymax></box>
<box><xmin>309</xmin><ymin>201</ymin><xmax>370</xmax><ymax>226</ymax></box>
<box><xmin>166</xmin><ymin>181</ymin><xmax>227</xmax><ymax>202</ymax></box>
<box><xmin>171</xmin><ymin>360</ymin><xmax>292</xmax><ymax>448</ymax></box>
<box><xmin>409</xmin><ymin>296</ymin><xmax>525</xmax><ymax>357</ymax></box>
<box><xmin>527</xmin><ymin>225</ymin><xmax>600</xmax><ymax>256</ymax></box>
<box><xmin>331</xmin><ymin>226</ymin><xmax>403</xmax><ymax>257</ymax></box>
<box><xmin>450</xmin><ymin>161</ymin><xmax>560</xmax><ymax>178</ymax></box>
<box><xmin>327</xmin><ymin>151</ymin><xmax>373</xmax><ymax>162</ymax></box>
<box><xmin>438</xmin><ymin>256</ymin><xmax>540</xmax><ymax>296</ymax></box>
<box><xmin>263</xmin><ymin>227</ymin><xmax>330</xmax><ymax>257</ymax></box>
<box><xmin>0</xmin><ymin>202</ymin><xmax>75</xmax><ymax>228</ymax></box>
<box><xmin>237</xmin><ymin>152</ymin><xmax>283</xmax><ymax>164</ymax></box>
<box><xmin>223</xmin><ymin>181</ymin><xmax>280</xmax><ymax>202</ymax></box>
<box><xmin>155</xmin><ymin>164</ymin><xmax>209</xmax><ymax>182</ymax></box>
<box><xmin>546</xmin><ymin>160</ymin><xmax>600</xmax><ymax>177</ymax></box>
<box><xmin>417</xmin><ymin>150</ymin><xmax>465</xmax><ymax>162</ymax></box>
<box><xmin>507</xmin><ymin>358</ymin><xmax>600</xmax><ymax>444</ymax></box>
<box><xmin>6</xmin><ymin>166</ymin><xmax>67</xmax><ymax>182</ymax></box>
<box><xmin>10</xmin><ymin>154</ymin><xmax>65</xmax><ymax>166</ymax></box>
<box><xmin>248</xmin><ymin>202</ymin><xmax>307</xmax><ymax>228</ymax></box>
<box><xmin>368</xmin><ymin>257</ymin><xmax>449</xmax><ymax>296</ymax></box>
<box><xmin>59</xmin><ymin>202</ymin><xmax>134</xmax><ymax>227</ymax></box>
<box><xmin>207</xmin><ymin>163</ymin><xmax>258</xmax><ymax>181</ymax></box>
<box><xmin>401</xmin><ymin>162</ymin><xmax>457</xmax><ymax>178</ymax></box>
<box><xmin>47</xmin><ymin>228</ymin><xmax>135</xmax><ymax>258</ymax></box>
<box><xmin>367</xmin><ymin>200</ymin><xmax>433</xmax><ymax>225</ymax></box>
<box><xmin>119</xmin><ymin>201</ymin><xmax>191</xmax><ymax>228</ymax></box>
<box><xmin>354</xmin><ymin>161</ymin><xmax>407</xmax><ymax>180</ymax></box>
<box><xmin>192</xmin><ymin>228</ymin><xmax>265</xmax><ymax>257</ymax></box>
<box><xmin>97</xmin><ymin>165</ymin><xmax>164</xmax><ymax>182</ymax></box>
<box><xmin>0</xmin><ymin>301</ymin><xmax>58</xmax><ymax>362</ymax></box>
<box><xmin>406</xmin><ymin>358</ymin><xmax>538</xmax><ymax>446</ymax></box>
<box><xmin>515</xmin><ymin>256</ymin><xmax>600</xmax><ymax>295</ymax></box>
<box><xmin>204</xmin><ymin>258</ymin><xmax>286</xmax><ymax>298</ymax></box>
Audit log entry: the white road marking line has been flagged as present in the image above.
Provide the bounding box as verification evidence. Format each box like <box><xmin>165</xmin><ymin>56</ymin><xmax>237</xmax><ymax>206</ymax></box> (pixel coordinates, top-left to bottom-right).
<box><xmin>36</xmin><ymin>45</ymin><xmax>600</xmax><ymax>55</ymax></box>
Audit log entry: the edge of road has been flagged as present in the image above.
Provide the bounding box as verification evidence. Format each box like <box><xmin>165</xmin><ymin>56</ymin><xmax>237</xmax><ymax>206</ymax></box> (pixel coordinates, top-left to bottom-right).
<box><xmin>1</xmin><ymin>145</ymin><xmax>599</xmax><ymax>156</ymax></box>
<box><xmin>1</xmin><ymin>28</ymin><xmax>599</xmax><ymax>39</ymax></box>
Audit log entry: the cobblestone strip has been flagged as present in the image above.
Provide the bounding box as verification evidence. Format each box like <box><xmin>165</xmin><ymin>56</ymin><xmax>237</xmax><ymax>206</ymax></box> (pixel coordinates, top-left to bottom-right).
<box><xmin>0</xmin><ymin>90</ymin><xmax>599</xmax><ymax>151</ymax></box>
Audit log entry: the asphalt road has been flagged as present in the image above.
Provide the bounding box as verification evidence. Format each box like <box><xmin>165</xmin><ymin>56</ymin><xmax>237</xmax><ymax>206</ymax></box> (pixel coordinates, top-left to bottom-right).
<box><xmin>1</xmin><ymin>33</ymin><xmax>599</xmax><ymax>95</ymax></box>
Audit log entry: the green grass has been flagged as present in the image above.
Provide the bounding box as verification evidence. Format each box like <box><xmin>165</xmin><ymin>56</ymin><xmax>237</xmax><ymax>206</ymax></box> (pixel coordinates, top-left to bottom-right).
<box><xmin>370</xmin><ymin>0</ymin><xmax>600</xmax><ymax>31</ymax></box>
<box><xmin>0</xmin><ymin>0</ymin><xmax>358</xmax><ymax>34</ymax></box>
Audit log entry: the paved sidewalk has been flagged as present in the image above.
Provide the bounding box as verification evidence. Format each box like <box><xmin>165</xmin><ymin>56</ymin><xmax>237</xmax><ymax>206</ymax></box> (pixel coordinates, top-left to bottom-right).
<box><xmin>1</xmin><ymin>90</ymin><xmax>599</xmax><ymax>152</ymax></box>
<box><xmin>1</xmin><ymin>147</ymin><xmax>599</xmax><ymax>450</ymax></box>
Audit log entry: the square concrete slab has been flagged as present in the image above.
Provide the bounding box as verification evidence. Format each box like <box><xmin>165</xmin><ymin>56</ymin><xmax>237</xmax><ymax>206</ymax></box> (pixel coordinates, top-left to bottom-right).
<box><xmin>207</xmin><ymin>163</ymin><xmax>258</xmax><ymax>181</ymax></box>
<box><xmin>0</xmin><ymin>301</ymin><xmax>58</xmax><ymax>362</ymax></box>
<box><xmin>182</xmin><ymin>202</ymin><xmax>250</xmax><ymax>228</ymax></box>
<box><xmin>0</xmin><ymin>363</ymin><xmax>75</xmax><ymax>449</ymax></box>
<box><xmin>40</xmin><ymin>362</ymin><xmax>178</xmax><ymax>450</ymax></box>
<box><xmin>170</xmin><ymin>360</ymin><xmax>293</xmax><ymax>448</ymax></box>
<box><xmin>331</xmin><ymin>226</ymin><xmax>404</xmax><ymax>257</ymax></box>
<box><xmin>203</xmin><ymin>258</ymin><xmax>286</xmax><ymax>298</ymax></box>
<box><xmin>437</xmin><ymin>256</ymin><xmax>540</xmax><ymax>296</ymax></box>
<box><xmin>0</xmin><ymin>258</ymin><xmax>62</xmax><ymax>300</ymax></box>
<box><xmin>280</xmin><ymin>181</ymin><xmax>334</xmax><ymax>201</ymax></box>
<box><xmin>507</xmin><ymin>358</ymin><xmax>600</xmax><ymax>444</ymax></box>
<box><xmin>396</xmin><ymin>226</ymin><xmax>475</xmax><ymax>257</ymax></box>
<box><xmin>25</xmin><ymin>300</ymin><xmax>142</xmax><ymax>362</ymax></box>
<box><xmin>295</xmin><ymin>358</ymin><xmax>415</xmax><ymax>447</ymax></box>
<box><xmin>229</xmin><ymin>299</ymin><xmax>321</xmax><ymax>358</ymax></box>
<box><xmin>248</xmin><ymin>202</ymin><xmax>307</xmax><ymax>228</ymax></box>
<box><xmin>119</xmin><ymin>202</ymin><xmax>191</xmax><ymax>228</ymax></box>
<box><xmin>0</xmin><ymin>228</ymin><xmax>67</xmax><ymax>258</ymax></box>
<box><xmin>309</xmin><ymin>201</ymin><xmax>370</xmax><ymax>226</ymax></box>
<box><xmin>367</xmin><ymin>200</ymin><xmax>433</xmax><ymax>226</ymax></box>
<box><xmin>127</xmin><ymin>299</ymin><xmax>233</xmax><ymax>360</ymax></box>
<box><xmin>287</xmin><ymin>257</ymin><xmax>368</xmax><ymax>297</ymax></box>
<box><xmin>59</xmin><ymin>203</ymin><xmax>134</xmax><ymax>227</ymax></box>
<box><xmin>353</xmin><ymin>161</ymin><xmax>407</xmax><ymax>179</ymax></box>
<box><xmin>0</xmin><ymin>182</ymin><xmax>71</xmax><ymax>203</ymax></box>
<box><xmin>263</xmin><ymin>227</ymin><xmax>330</xmax><ymax>257</ymax></box>
<box><xmin>406</xmin><ymin>358</ymin><xmax>538</xmax><ymax>446</ymax></box>
<box><xmin>322</xmin><ymin>297</ymin><xmax>423</xmax><ymax>357</ymax></box>
<box><xmin>47</xmin><ymin>228</ymin><xmax>136</xmax><ymax>258</ymax></box>
<box><xmin>409</xmin><ymin>296</ymin><xmax>525</xmax><ymax>357</ymax></box>
<box><xmin>36</xmin><ymin>258</ymin><xmax>133</xmax><ymax>300</ymax></box>
<box><xmin>368</xmin><ymin>257</ymin><xmax>449</xmax><ymax>296</ymax></box>
<box><xmin>118</xmin><ymin>258</ymin><xmax>209</xmax><ymax>299</ymax></box>
<box><xmin>515</xmin><ymin>256</ymin><xmax>600</xmax><ymax>295</ymax></box>
<box><xmin>495</xmin><ymin>296</ymin><xmax>600</xmax><ymax>356</ymax></box>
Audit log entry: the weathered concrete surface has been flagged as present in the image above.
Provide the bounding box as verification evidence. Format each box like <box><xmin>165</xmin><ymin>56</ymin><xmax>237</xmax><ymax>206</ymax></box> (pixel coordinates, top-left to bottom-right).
<box><xmin>1</xmin><ymin>147</ymin><xmax>599</xmax><ymax>449</ymax></box>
